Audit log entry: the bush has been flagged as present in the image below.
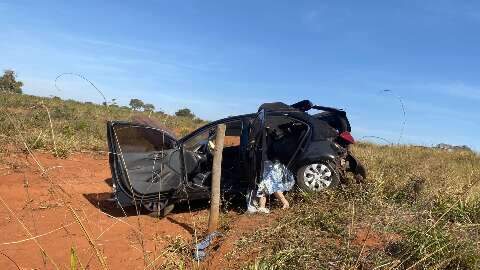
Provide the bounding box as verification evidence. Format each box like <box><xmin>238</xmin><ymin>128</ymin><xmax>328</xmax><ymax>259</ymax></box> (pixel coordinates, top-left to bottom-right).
<box><xmin>175</xmin><ymin>108</ymin><xmax>195</xmax><ymax>118</ymax></box>
<box><xmin>0</xmin><ymin>69</ymin><xmax>23</xmax><ymax>94</ymax></box>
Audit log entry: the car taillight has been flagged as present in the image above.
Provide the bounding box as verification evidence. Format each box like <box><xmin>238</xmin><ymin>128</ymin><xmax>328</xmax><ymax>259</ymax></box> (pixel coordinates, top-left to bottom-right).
<box><xmin>339</xmin><ymin>131</ymin><xmax>355</xmax><ymax>144</ymax></box>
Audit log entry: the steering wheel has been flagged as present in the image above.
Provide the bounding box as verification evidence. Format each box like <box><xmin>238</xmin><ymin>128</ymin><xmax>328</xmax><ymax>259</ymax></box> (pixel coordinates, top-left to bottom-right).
<box><xmin>193</xmin><ymin>139</ymin><xmax>213</xmax><ymax>156</ymax></box>
<box><xmin>192</xmin><ymin>129</ymin><xmax>216</xmax><ymax>157</ymax></box>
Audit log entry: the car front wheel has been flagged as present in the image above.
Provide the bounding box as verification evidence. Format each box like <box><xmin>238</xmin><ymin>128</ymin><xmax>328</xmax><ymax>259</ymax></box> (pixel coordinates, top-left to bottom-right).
<box><xmin>296</xmin><ymin>162</ymin><xmax>339</xmax><ymax>192</ymax></box>
<box><xmin>143</xmin><ymin>200</ymin><xmax>175</xmax><ymax>218</ymax></box>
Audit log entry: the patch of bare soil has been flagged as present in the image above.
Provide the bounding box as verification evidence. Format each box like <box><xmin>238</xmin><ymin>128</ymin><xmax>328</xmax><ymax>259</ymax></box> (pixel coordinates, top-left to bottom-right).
<box><xmin>352</xmin><ymin>227</ymin><xmax>401</xmax><ymax>252</ymax></box>
<box><xmin>0</xmin><ymin>151</ymin><xmax>285</xmax><ymax>270</ymax></box>
<box><xmin>0</xmin><ymin>152</ymin><xmax>205</xmax><ymax>269</ymax></box>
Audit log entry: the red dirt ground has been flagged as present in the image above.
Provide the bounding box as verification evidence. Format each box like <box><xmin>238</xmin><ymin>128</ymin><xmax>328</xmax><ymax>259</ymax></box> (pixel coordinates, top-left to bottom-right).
<box><xmin>0</xmin><ymin>152</ymin><xmax>190</xmax><ymax>269</ymax></box>
<box><xmin>0</xmin><ymin>151</ymin><xmax>387</xmax><ymax>269</ymax></box>
<box><xmin>0</xmin><ymin>151</ymin><xmax>277</xmax><ymax>270</ymax></box>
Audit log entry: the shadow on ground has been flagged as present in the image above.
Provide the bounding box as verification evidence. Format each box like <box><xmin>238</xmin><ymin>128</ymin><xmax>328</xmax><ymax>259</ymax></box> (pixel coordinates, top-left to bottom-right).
<box><xmin>83</xmin><ymin>178</ymin><xmax>248</xmax><ymax>218</ymax></box>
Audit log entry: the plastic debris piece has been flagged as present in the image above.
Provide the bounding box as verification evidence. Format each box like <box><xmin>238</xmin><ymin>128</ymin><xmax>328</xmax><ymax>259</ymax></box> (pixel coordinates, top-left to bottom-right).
<box><xmin>193</xmin><ymin>231</ymin><xmax>223</xmax><ymax>261</ymax></box>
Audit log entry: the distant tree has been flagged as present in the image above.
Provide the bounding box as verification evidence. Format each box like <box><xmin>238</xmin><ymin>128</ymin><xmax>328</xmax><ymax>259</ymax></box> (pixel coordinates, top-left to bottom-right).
<box><xmin>175</xmin><ymin>108</ymin><xmax>195</xmax><ymax>118</ymax></box>
<box><xmin>143</xmin><ymin>103</ymin><xmax>155</xmax><ymax>112</ymax></box>
<box><xmin>0</xmin><ymin>69</ymin><xmax>23</xmax><ymax>94</ymax></box>
<box><xmin>129</xmin><ymin>98</ymin><xmax>144</xmax><ymax>111</ymax></box>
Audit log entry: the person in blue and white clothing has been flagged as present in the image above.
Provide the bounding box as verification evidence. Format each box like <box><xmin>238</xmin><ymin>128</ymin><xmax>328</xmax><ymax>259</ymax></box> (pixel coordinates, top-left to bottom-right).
<box><xmin>247</xmin><ymin>159</ymin><xmax>295</xmax><ymax>214</ymax></box>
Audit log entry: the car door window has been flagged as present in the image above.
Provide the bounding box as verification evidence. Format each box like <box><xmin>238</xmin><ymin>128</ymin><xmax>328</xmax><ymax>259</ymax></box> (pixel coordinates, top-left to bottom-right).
<box><xmin>224</xmin><ymin>120</ymin><xmax>242</xmax><ymax>147</ymax></box>
<box><xmin>266</xmin><ymin>115</ymin><xmax>308</xmax><ymax>165</ymax></box>
<box><xmin>115</xmin><ymin>125</ymin><xmax>175</xmax><ymax>152</ymax></box>
<box><xmin>183</xmin><ymin>128</ymin><xmax>213</xmax><ymax>151</ymax></box>
<box><xmin>183</xmin><ymin>120</ymin><xmax>243</xmax><ymax>151</ymax></box>
<box><xmin>112</xmin><ymin>124</ymin><xmax>182</xmax><ymax>198</ymax></box>
<box><xmin>181</xmin><ymin>120</ymin><xmax>245</xmax><ymax>188</ymax></box>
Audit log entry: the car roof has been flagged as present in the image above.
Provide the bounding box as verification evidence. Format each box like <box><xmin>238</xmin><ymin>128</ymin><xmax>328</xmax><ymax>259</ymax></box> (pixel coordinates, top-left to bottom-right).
<box><xmin>180</xmin><ymin>101</ymin><xmax>343</xmax><ymax>142</ymax></box>
<box><xmin>258</xmin><ymin>102</ymin><xmax>299</xmax><ymax>113</ymax></box>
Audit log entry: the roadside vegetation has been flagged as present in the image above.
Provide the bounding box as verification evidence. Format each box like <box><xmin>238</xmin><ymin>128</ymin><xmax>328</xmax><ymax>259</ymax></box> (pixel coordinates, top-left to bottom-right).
<box><xmin>0</xmin><ymin>90</ymin><xmax>207</xmax><ymax>159</ymax></box>
<box><xmin>1</xmin><ymin>70</ymin><xmax>479</xmax><ymax>269</ymax></box>
<box><xmin>235</xmin><ymin>144</ymin><xmax>480</xmax><ymax>269</ymax></box>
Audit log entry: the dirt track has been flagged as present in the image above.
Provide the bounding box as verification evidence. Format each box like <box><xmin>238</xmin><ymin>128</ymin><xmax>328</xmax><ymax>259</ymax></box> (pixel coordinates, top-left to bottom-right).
<box><xmin>0</xmin><ymin>151</ymin><xmax>282</xmax><ymax>269</ymax></box>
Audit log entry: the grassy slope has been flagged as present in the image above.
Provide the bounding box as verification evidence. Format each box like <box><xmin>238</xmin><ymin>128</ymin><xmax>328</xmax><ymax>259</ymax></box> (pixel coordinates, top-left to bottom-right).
<box><xmin>0</xmin><ymin>92</ymin><xmax>207</xmax><ymax>157</ymax></box>
<box><xmin>2</xmin><ymin>92</ymin><xmax>479</xmax><ymax>269</ymax></box>
<box><xmin>239</xmin><ymin>144</ymin><xmax>480</xmax><ymax>269</ymax></box>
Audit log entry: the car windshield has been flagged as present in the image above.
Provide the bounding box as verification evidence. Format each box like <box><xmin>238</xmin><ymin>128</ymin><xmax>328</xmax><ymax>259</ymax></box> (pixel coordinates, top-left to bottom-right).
<box><xmin>183</xmin><ymin>128</ymin><xmax>213</xmax><ymax>151</ymax></box>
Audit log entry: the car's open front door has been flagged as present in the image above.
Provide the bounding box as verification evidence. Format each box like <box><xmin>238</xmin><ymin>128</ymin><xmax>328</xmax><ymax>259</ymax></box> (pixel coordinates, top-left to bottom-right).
<box><xmin>247</xmin><ymin>109</ymin><xmax>267</xmax><ymax>189</ymax></box>
<box><xmin>107</xmin><ymin>121</ymin><xmax>183</xmax><ymax>206</ymax></box>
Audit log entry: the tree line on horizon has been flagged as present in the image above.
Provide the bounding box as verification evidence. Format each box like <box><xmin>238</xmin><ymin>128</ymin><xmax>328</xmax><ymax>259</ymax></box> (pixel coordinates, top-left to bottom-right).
<box><xmin>0</xmin><ymin>69</ymin><xmax>199</xmax><ymax>120</ymax></box>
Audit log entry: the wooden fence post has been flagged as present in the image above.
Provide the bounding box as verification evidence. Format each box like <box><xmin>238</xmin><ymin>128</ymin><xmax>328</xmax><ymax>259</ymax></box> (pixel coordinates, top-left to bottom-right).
<box><xmin>207</xmin><ymin>124</ymin><xmax>226</xmax><ymax>233</ymax></box>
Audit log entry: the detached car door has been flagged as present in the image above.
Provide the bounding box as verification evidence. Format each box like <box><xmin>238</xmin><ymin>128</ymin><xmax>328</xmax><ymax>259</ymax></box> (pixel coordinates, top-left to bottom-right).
<box><xmin>247</xmin><ymin>109</ymin><xmax>267</xmax><ymax>189</ymax></box>
<box><xmin>107</xmin><ymin>121</ymin><xmax>183</xmax><ymax>204</ymax></box>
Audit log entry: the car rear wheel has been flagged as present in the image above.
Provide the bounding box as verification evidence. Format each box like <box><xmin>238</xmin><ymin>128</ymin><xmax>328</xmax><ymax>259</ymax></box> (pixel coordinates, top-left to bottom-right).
<box><xmin>296</xmin><ymin>162</ymin><xmax>339</xmax><ymax>192</ymax></box>
<box><xmin>143</xmin><ymin>200</ymin><xmax>175</xmax><ymax>218</ymax></box>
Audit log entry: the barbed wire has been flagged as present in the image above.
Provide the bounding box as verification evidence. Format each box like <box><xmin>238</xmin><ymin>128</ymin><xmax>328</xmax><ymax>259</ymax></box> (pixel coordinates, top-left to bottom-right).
<box><xmin>381</xmin><ymin>89</ymin><xmax>407</xmax><ymax>145</ymax></box>
<box><xmin>54</xmin><ymin>72</ymin><xmax>108</xmax><ymax>106</ymax></box>
<box><xmin>358</xmin><ymin>89</ymin><xmax>407</xmax><ymax>146</ymax></box>
<box><xmin>359</xmin><ymin>136</ymin><xmax>393</xmax><ymax>145</ymax></box>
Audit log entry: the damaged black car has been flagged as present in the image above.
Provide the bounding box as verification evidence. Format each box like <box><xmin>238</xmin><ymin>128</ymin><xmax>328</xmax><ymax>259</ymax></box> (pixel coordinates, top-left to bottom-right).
<box><xmin>106</xmin><ymin>100</ymin><xmax>367</xmax><ymax>216</ymax></box>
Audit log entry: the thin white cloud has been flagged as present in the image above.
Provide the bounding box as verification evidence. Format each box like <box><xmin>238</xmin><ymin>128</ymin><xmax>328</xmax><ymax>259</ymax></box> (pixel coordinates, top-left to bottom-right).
<box><xmin>406</xmin><ymin>81</ymin><xmax>480</xmax><ymax>101</ymax></box>
<box><xmin>440</xmin><ymin>82</ymin><xmax>480</xmax><ymax>100</ymax></box>
<box><xmin>60</xmin><ymin>33</ymin><xmax>157</xmax><ymax>55</ymax></box>
<box><xmin>416</xmin><ymin>0</ymin><xmax>480</xmax><ymax>22</ymax></box>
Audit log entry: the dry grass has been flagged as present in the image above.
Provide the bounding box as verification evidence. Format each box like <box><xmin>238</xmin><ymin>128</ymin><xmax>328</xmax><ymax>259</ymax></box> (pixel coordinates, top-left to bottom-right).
<box><xmin>0</xmin><ymin>92</ymin><xmax>207</xmax><ymax>158</ymax></box>
<box><xmin>237</xmin><ymin>144</ymin><xmax>480</xmax><ymax>269</ymax></box>
<box><xmin>355</xmin><ymin>143</ymin><xmax>480</xmax><ymax>204</ymax></box>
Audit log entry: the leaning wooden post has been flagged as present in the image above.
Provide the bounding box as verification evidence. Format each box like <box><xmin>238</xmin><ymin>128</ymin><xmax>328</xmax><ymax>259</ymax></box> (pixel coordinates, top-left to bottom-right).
<box><xmin>207</xmin><ymin>124</ymin><xmax>226</xmax><ymax>233</ymax></box>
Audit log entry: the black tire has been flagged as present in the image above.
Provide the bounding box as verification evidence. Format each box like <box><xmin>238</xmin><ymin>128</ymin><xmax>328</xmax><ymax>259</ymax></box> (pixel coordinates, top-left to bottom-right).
<box><xmin>296</xmin><ymin>161</ymin><xmax>340</xmax><ymax>192</ymax></box>
<box><xmin>143</xmin><ymin>201</ymin><xmax>175</xmax><ymax>218</ymax></box>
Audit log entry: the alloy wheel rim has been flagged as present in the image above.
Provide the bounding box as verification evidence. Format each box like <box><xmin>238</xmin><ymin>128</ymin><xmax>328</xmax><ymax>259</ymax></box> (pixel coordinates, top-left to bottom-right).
<box><xmin>303</xmin><ymin>163</ymin><xmax>333</xmax><ymax>191</ymax></box>
<box><xmin>143</xmin><ymin>200</ymin><xmax>168</xmax><ymax>212</ymax></box>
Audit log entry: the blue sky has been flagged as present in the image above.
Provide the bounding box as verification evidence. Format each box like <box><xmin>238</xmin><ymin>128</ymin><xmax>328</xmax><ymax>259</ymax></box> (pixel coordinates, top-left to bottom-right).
<box><xmin>1</xmin><ymin>0</ymin><xmax>479</xmax><ymax>150</ymax></box>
